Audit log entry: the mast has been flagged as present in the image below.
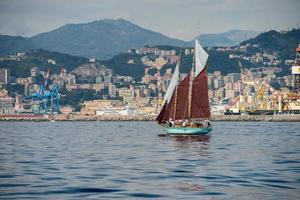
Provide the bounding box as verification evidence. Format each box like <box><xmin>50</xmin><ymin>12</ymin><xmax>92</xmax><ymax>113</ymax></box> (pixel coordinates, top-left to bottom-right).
<box><xmin>188</xmin><ymin>48</ymin><xmax>195</xmax><ymax>118</ymax></box>
<box><xmin>172</xmin><ymin>49</ymin><xmax>182</xmax><ymax>119</ymax></box>
<box><xmin>173</xmin><ymin>87</ymin><xmax>178</xmax><ymax>119</ymax></box>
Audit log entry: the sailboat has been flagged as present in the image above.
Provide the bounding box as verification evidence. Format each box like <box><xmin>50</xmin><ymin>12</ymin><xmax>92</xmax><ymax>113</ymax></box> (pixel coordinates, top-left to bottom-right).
<box><xmin>156</xmin><ymin>39</ymin><xmax>212</xmax><ymax>135</ymax></box>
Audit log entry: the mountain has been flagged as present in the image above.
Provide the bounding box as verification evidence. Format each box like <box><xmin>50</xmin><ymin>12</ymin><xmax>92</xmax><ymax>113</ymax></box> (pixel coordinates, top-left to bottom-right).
<box><xmin>29</xmin><ymin>18</ymin><xmax>188</xmax><ymax>60</ymax></box>
<box><xmin>0</xmin><ymin>35</ymin><xmax>36</xmax><ymax>56</ymax></box>
<box><xmin>193</xmin><ymin>30</ymin><xmax>260</xmax><ymax>47</ymax></box>
<box><xmin>241</xmin><ymin>28</ymin><xmax>300</xmax><ymax>59</ymax></box>
<box><xmin>0</xmin><ymin>19</ymin><xmax>260</xmax><ymax>59</ymax></box>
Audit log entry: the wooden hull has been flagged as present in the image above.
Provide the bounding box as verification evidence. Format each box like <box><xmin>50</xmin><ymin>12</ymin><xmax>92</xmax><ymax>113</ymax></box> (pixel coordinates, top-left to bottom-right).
<box><xmin>164</xmin><ymin>127</ymin><xmax>212</xmax><ymax>135</ymax></box>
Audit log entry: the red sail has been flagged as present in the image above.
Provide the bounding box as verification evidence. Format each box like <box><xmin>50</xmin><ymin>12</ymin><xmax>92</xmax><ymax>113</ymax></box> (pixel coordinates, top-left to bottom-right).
<box><xmin>156</xmin><ymin>102</ymin><xmax>166</xmax><ymax>123</ymax></box>
<box><xmin>190</xmin><ymin>69</ymin><xmax>210</xmax><ymax>119</ymax></box>
<box><xmin>175</xmin><ymin>73</ymin><xmax>190</xmax><ymax>120</ymax></box>
<box><xmin>162</xmin><ymin>91</ymin><xmax>176</xmax><ymax>122</ymax></box>
<box><xmin>156</xmin><ymin>90</ymin><xmax>177</xmax><ymax>123</ymax></box>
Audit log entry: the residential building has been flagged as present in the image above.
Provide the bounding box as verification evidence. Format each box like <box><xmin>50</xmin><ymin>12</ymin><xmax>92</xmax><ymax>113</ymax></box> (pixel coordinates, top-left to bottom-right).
<box><xmin>0</xmin><ymin>69</ymin><xmax>9</xmax><ymax>84</ymax></box>
<box><xmin>108</xmin><ymin>84</ymin><xmax>117</xmax><ymax>97</ymax></box>
<box><xmin>31</xmin><ymin>67</ymin><xmax>39</xmax><ymax>77</ymax></box>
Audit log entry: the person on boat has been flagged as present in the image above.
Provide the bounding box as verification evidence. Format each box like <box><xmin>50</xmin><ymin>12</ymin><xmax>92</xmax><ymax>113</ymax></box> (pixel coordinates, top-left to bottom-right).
<box><xmin>168</xmin><ymin>118</ymin><xmax>174</xmax><ymax>127</ymax></box>
<box><xmin>182</xmin><ymin>119</ymin><xmax>189</xmax><ymax>127</ymax></box>
<box><xmin>182</xmin><ymin>120</ymin><xmax>187</xmax><ymax>127</ymax></box>
<box><xmin>203</xmin><ymin>120</ymin><xmax>210</xmax><ymax>128</ymax></box>
<box><xmin>195</xmin><ymin>121</ymin><xmax>203</xmax><ymax>128</ymax></box>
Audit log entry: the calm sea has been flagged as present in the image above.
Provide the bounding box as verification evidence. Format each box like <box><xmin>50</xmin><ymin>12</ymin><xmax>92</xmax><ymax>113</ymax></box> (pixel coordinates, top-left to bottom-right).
<box><xmin>0</xmin><ymin>121</ymin><xmax>299</xmax><ymax>199</ymax></box>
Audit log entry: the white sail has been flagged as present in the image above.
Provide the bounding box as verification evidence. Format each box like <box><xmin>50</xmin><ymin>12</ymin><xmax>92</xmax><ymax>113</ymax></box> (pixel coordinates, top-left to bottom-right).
<box><xmin>163</xmin><ymin>63</ymin><xmax>180</xmax><ymax>103</ymax></box>
<box><xmin>194</xmin><ymin>39</ymin><xmax>209</xmax><ymax>77</ymax></box>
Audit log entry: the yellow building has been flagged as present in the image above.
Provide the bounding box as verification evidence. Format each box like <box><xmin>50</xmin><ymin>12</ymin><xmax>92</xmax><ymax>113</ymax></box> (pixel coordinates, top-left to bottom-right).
<box><xmin>81</xmin><ymin>100</ymin><xmax>123</xmax><ymax>115</ymax></box>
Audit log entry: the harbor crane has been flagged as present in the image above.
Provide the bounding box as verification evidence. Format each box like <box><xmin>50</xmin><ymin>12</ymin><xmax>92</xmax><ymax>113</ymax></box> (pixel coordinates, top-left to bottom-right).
<box><xmin>23</xmin><ymin>68</ymin><xmax>60</xmax><ymax>114</ymax></box>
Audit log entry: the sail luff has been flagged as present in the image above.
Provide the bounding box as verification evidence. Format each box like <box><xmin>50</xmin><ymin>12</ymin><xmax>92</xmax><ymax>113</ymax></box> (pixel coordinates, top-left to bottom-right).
<box><xmin>188</xmin><ymin>69</ymin><xmax>193</xmax><ymax>118</ymax></box>
<box><xmin>194</xmin><ymin>39</ymin><xmax>209</xmax><ymax>78</ymax></box>
<box><xmin>172</xmin><ymin>87</ymin><xmax>177</xmax><ymax>119</ymax></box>
<box><xmin>163</xmin><ymin>63</ymin><xmax>179</xmax><ymax>104</ymax></box>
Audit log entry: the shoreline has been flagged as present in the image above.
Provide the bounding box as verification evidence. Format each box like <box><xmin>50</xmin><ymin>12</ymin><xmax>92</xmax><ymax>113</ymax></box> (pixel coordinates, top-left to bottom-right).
<box><xmin>0</xmin><ymin>114</ymin><xmax>300</xmax><ymax>122</ymax></box>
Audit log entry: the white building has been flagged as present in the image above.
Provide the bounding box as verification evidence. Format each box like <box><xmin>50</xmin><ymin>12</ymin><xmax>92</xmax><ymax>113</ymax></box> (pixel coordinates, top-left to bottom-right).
<box><xmin>96</xmin><ymin>106</ymin><xmax>137</xmax><ymax>116</ymax></box>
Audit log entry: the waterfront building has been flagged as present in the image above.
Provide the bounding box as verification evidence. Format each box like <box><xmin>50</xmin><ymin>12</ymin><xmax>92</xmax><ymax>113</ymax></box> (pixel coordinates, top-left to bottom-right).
<box><xmin>14</xmin><ymin>95</ymin><xmax>24</xmax><ymax>111</ymax></box>
<box><xmin>96</xmin><ymin>106</ymin><xmax>137</xmax><ymax>117</ymax></box>
<box><xmin>138</xmin><ymin>106</ymin><xmax>157</xmax><ymax>116</ymax></box>
<box><xmin>81</xmin><ymin>99</ymin><xmax>124</xmax><ymax>115</ymax></box>
<box><xmin>60</xmin><ymin>106</ymin><xmax>74</xmax><ymax>114</ymax></box>
<box><xmin>0</xmin><ymin>90</ymin><xmax>14</xmax><ymax>115</ymax></box>
<box><xmin>0</xmin><ymin>97</ymin><xmax>14</xmax><ymax>114</ymax></box>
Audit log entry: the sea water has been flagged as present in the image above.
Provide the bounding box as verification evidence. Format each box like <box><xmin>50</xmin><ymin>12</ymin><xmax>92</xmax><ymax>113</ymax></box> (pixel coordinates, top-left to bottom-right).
<box><xmin>0</xmin><ymin>121</ymin><xmax>299</xmax><ymax>199</ymax></box>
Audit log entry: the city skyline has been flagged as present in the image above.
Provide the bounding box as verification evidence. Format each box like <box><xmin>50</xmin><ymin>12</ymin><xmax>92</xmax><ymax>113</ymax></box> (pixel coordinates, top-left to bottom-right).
<box><xmin>0</xmin><ymin>0</ymin><xmax>299</xmax><ymax>40</ymax></box>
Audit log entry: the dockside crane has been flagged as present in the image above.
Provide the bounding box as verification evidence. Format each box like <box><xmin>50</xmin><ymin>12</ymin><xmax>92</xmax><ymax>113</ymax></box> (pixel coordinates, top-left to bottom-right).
<box><xmin>23</xmin><ymin>69</ymin><xmax>60</xmax><ymax>114</ymax></box>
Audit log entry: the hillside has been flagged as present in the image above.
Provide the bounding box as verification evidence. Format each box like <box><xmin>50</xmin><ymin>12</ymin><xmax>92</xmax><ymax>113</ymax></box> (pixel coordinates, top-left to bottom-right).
<box><xmin>0</xmin><ymin>49</ymin><xmax>147</xmax><ymax>80</ymax></box>
<box><xmin>0</xmin><ymin>35</ymin><xmax>36</xmax><ymax>56</ymax></box>
<box><xmin>29</xmin><ymin>18</ymin><xmax>188</xmax><ymax>60</ymax></box>
<box><xmin>0</xmin><ymin>49</ymin><xmax>88</xmax><ymax>78</ymax></box>
<box><xmin>241</xmin><ymin>28</ymin><xmax>300</xmax><ymax>59</ymax></box>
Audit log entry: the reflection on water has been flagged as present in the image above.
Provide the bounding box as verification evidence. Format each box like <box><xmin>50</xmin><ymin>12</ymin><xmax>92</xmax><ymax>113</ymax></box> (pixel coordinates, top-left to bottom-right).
<box><xmin>176</xmin><ymin>182</ymin><xmax>205</xmax><ymax>192</ymax></box>
<box><xmin>171</xmin><ymin>135</ymin><xmax>210</xmax><ymax>144</ymax></box>
<box><xmin>0</xmin><ymin>121</ymin><xmax>299</xmax><ymax>200</ymax></box>
<box><xmin>170</xmin><ymin>135</ymin><xmax>210</xmax><ymax>155</ymax></box>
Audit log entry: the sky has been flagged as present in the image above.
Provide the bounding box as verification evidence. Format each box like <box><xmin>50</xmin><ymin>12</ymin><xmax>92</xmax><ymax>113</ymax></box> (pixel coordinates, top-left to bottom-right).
<box><xmin>0</xmin><ymin>0</ymin><xmax>299</xmax><ymax>41</ymax></box>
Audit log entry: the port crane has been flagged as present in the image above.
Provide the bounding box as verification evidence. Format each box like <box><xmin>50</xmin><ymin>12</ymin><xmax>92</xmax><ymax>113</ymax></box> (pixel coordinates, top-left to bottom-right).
<box><xmin>23</xmin><ymin>68</ymin><xmax>60</xmax><ymax>114</ymax></box>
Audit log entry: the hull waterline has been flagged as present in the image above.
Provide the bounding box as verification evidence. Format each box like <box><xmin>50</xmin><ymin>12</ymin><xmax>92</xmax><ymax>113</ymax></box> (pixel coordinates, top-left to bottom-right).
<box><xmin>164</xmin><ymin>127</ymin><xmax>212</xmax><ymax>135</ymax></box>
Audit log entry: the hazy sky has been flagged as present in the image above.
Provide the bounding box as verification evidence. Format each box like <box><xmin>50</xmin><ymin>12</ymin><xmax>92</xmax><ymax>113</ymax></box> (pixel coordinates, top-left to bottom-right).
<box><xmin>0</xmin><ymin>0</ymin><xmax>299</xmax><ymax>40</ymax></box>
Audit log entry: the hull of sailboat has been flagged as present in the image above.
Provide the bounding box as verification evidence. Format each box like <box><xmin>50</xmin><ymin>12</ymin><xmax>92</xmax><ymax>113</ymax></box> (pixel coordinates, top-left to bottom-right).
<box><xmin>164</xmin><ymin>127</ymin><xmax>212</xmax><ymax>135</ymax></box>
